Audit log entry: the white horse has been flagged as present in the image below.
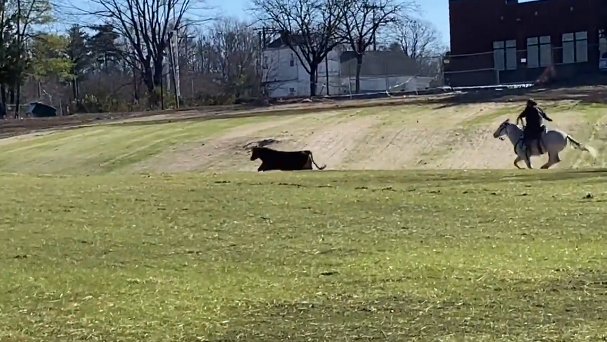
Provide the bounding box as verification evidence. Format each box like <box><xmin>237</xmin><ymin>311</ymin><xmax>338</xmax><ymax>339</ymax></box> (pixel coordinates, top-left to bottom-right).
<box><xmin>492</xmin><ymin>119</ymin><xmax>597</xmax><ymax>169</ymax></box>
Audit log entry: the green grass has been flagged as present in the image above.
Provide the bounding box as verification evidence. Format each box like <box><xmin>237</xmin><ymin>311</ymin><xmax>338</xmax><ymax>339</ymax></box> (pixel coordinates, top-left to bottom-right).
<box><xmin>460</xmin><ymin>105</ymin><xmax>518</xmax><ymax>126</ymax></box>
<box><xmin>2</xmin><ymin>170</ymin><xmax>607</xmax><ymax>341</ymax></box>
<box><xmin>0</xmin><ymin>116</ymin><xmax>271</xmax><ymax>175</ymax></box>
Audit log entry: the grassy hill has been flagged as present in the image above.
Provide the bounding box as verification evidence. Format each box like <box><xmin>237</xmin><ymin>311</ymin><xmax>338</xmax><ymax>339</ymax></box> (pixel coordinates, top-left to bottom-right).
<box><xmin>0</xmin><ymin>100</ymin><xmax>604</xmax><ymax>174</ymax></box>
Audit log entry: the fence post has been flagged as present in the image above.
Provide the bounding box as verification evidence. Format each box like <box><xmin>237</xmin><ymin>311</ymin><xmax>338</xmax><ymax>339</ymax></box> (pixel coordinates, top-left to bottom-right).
<box><xmin>494</xmin><ymin>68</ymin><xmax>500</xmax><ymax>85</ymax></box>
<box><xmin>385</xmin><ymin>76</ymin><xmax>389</xmax><ymax>94</ymax></box>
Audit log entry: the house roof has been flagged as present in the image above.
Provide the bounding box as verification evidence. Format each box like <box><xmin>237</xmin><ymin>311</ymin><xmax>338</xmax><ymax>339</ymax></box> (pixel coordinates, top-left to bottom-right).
<box><xmin>266</xmin><ymin>34</ymin><xmax>323</xmax><ymax>49</ymax></box>
<box><xmin>265</xmin><ymin>33</ymin><xmax>338</xmax><ymax>49</ymax></box>
<box><xmin>266</xmin><ymin>36</ymin><xmax>285</xmax><ymax>49</ymax></box>
<box><xmin>340</xmin><ymin>50</ymin><xmax>419</xmax><ymax>77</ymax></box>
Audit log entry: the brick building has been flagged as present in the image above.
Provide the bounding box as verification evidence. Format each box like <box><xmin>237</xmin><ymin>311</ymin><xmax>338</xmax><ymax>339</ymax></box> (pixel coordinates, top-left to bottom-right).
<box><xmin>446</xmin><ymin>0</ymin><xmax>607</xmax><ymax>86</ymax></box>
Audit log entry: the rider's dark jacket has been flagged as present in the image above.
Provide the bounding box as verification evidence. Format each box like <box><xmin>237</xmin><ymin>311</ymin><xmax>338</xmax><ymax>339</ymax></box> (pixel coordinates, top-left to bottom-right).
<box><xmin>517</xmin><ymin>106</ymin><xmax>552</xmax><ymax>139</ymax></box>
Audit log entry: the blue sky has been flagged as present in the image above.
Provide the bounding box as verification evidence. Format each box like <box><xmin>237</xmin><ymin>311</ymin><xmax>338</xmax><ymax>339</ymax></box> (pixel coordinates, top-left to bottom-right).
<box><xmin>206</xmin><ymin>0</ymin><xmax>450</xmax><ymax>46</ymax></box>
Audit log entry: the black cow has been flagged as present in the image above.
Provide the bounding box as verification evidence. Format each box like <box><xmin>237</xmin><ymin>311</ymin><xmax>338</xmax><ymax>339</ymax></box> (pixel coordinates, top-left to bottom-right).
<box><xmin>249</xmin><ymin>146</ymin><xmax>326</xmax><ymax>172</ymax></box>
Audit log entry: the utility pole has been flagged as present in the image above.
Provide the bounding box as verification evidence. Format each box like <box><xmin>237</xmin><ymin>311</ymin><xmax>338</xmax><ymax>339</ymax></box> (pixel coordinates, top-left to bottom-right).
<box><xmin>168</xmin><ymin>31</ymin><xmax>179</xmax><ymax>108</ymax></box>
<box><xmin>361</xmin><ymin>3</ymin><xmax>379</xmax><ymax>51</ymax></box>
<box><xmin>372</xmin><ymin>6</ymin><xmax>377</xmax><ymax>51</ymax></box>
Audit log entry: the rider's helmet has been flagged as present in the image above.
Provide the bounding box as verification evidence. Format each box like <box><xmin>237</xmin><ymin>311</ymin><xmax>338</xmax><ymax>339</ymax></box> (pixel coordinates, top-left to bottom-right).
<box><xmin>526</xmin><ymin>99</ymin><xmax>537</xmax><ymax>107</ymax></box>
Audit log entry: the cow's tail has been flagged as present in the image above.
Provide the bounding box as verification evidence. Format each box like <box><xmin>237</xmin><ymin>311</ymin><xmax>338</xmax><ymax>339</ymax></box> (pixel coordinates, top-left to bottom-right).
<box><xmin>567</xmin><ymin>135</ymin><xmax>598</xmax><ymax>159</ymax></box>
<box><xmin>309</xmin><ymin>151</ymin><xmax>326</xmax><ymax>170</ymax></box>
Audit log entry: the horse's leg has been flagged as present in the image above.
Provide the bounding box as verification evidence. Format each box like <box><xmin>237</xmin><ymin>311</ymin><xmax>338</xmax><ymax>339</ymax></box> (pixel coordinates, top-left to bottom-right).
<box><xmin>540</xmin><ymin>150</ymin><xmax>551</xmax><ymax>169</ymax></box>
<box><xmin>550</xmin><ymin>152</ymin><xmax>562</xmax><ymax>168</ymax></box>
<box><xmin>554</xmin><ymin>152</ymin><xmax>561</xmax><ymax>164</ymax></box>
<box><xmin>524</xmin><ymin>155</ymin><xmax>532</xmax><ymax>169</ymax></box>
<box><xmin>513</xmin><ymin>156</ymin><xmax>522</xmax><ymax>169</ymax></box>
<box><xmin>541</xmin><ymin>152</ymin><xmax>560</xmax><ymax>169</ymax></box>
<box><xmin>515</xmin><ymin>141</ymin><xmax>533</xmax><ymax>169</ymax></box>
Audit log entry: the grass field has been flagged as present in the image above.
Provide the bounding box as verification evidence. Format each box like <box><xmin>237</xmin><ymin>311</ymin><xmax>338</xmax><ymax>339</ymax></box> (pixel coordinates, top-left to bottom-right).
<box><xmin>1</xmin><ymin>170</ymin><xmax>607</xmax><ymax>341</ymax></box>
<box><xmin>1</xmin><ymin>99</ymin><xmax>607</xmax><ymax>341</ymax></box>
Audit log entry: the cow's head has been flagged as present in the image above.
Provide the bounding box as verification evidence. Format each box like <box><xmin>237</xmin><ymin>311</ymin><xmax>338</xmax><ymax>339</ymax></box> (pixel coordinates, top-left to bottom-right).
<box><xmin>250</xmin><ymin>146</ymin><xmax>261</xmax><ymax>161</ymax></box>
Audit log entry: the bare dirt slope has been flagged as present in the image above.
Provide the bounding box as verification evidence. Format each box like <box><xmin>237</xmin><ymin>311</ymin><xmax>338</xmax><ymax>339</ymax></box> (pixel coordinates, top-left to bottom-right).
<box><xmin>135</xmin><ymin>100</ymin><xmax>605</xmax><ymax>172</ymax></box>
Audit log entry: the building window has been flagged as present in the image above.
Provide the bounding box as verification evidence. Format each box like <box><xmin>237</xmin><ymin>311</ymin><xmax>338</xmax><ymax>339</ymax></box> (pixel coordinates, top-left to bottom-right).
<box><xmin>493</xmin><ymin>40</ymin><xmax>517</xmax><ymax>71</ymax></box>
<box><xmin>290</xmin><ymin>53</ymin><xmax>295</xmax><ymax>67</ymax></box>
<box><xmin>505</xmin><ymin>40</ymin><xmax>516</xmax><ymax>70</ymax></box>
<box><xmin>263</xmin><ymin>56</ymin><xmax>268</xmax><ymax>69</ymax></box>
<box><xmin>527</xmin><ymin>36</ymin><xmax>552</xmax><ymax>68</ymax></box>
<box><xmin>562</xmin><ymin>31</ymin><xmax>588</xmax><ymax>63</ymax></box>
<box><xmin>289</xmin><ymin>87</ymin><xmax>296</xmax><ymax>95</ymax></box>
<box><xmin>575</xmin><ymin>31</ymin><xmax>588</xmax><ymax>63</ymax></box>
<box><xmin>600</xmin><ymin>29</ymin><xmax>607</xmax><ymax>57</ymax></box>
<box><xmin>527</xmin><ymin>37</ymin><xmax>539</xmax><ymax>68</ymax></box>
<box><xmin>493</xmin><ymin>41</ymin><xmax>505</xmax><ymax>71</ymax></box>
<box><xmin>539</xmin><ymin>36</ymin><xmax>552</xmax><ymax>67</ymax></box>
<box><xmin>562</xmin><ymin>33</ymin><xmax>574</xmax><ymax>63</ymax></box>
<box><xmin>529</xmin><ymin>36</ymin><xmax>552</xmax><ymax>68</ymax></box>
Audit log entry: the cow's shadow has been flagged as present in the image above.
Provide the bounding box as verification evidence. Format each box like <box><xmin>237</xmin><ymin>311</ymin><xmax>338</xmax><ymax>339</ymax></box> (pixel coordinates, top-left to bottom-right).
<box><xmin>243</xmin><ymin>138</ymin><xmax>281</xmax><ymax>149</ymax></box>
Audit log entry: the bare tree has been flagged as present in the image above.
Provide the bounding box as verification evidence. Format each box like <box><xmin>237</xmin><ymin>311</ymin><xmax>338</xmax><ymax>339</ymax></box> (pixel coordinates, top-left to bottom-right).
<box><xmin>392</xmin><ymin>17</ymin><xmax>442</xmax><ymax>60</ymax></box>
<box><xmin>202</xmin><ymin>17</ymin><xmax>260</xmax><ymax>98</ymax></box>
<box><xmin>338</xmin><ymin>0</ymin><xmax>415</xmax><ymax>93</ymax></box>
<box><xmin>251</xmin><ymin>0</ymin><xmax>347</xmax><ymax>96</ymax></box>
<box><xmin>72</xmin><ymin>0</ymin><xmax>208</xmax><ymax>106</ymax></box>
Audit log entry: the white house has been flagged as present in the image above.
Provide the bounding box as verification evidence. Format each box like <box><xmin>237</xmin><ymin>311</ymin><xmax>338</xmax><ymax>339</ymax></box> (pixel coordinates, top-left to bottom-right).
<box><xmin>262</xmin><ymin>38</ymin><xmax>436</xmax><ymax>98</ymax></box>
<box><xmin>339</xmin><ymin>50</ymin><xmax>431</xmax><ymax>94</ymax></box>
<box><xmin>262</xmin><ymin>37</ymin><xmax>342</xmax><ymax>97</ymax></box>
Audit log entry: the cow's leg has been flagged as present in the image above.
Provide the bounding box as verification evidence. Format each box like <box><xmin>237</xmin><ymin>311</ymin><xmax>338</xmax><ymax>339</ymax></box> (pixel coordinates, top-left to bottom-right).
<box><xmin>303</xmin><ymin>158</ymin><xmax>313</xmax><ymax>170</ymax></box>
<box><xmin>257</xmin><ymin>163</ymin><xmax>267</xmax><ymax>172</ymax></box>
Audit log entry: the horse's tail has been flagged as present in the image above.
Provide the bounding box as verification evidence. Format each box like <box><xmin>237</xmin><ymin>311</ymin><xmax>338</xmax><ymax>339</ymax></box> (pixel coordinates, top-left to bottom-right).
<box><xmin>567</xmin><ymin>135</ymin><xmax>598</xmax><ymax>159</ymax></box>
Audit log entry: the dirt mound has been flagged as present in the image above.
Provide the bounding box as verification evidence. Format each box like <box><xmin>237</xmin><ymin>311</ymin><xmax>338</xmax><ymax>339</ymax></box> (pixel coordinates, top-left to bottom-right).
<box><xmin>136</xmin><ymin>102</ymin><xmax>594</xmax><ymax>172</ymax></box>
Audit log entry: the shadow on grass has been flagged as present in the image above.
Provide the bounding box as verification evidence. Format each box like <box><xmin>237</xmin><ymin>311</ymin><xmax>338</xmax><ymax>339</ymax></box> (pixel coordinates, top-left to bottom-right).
<box><xmin>207</xmin><ymin>169</ymin><xmax>607</xmax><ymax>192</ymax></box>
<box><xmin>497</xmin><ymin>169</ymin><xmax>607</xmax><ymax>183</ymax></box>
<box><xmin>210</xmin><ymin>270</ymin><xmax>607</xmax><ymax>341</ymax></box>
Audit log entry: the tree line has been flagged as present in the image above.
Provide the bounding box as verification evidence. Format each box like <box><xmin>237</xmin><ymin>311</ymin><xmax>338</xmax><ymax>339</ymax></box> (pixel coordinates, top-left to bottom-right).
<box><xmin>1</xmin><ymin>0</ymin><xmax>445</xmax><ymax>116</ymax></box>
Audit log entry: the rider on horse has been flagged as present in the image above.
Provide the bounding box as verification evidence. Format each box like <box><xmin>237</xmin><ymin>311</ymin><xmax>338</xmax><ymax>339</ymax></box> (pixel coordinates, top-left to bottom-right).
<box><xmin>516</xmin><ymin>99</ymin><xmax>553</xmax><ymax>157</ymax></box>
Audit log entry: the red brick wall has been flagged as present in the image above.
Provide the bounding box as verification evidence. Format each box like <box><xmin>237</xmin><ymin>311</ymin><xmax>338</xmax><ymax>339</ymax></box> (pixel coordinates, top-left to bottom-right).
<box><xmin>449</xmin><ymin>0</ymin><xmax>602</xmax><ymax>58</ymax></box>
